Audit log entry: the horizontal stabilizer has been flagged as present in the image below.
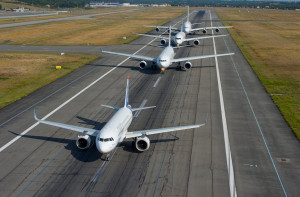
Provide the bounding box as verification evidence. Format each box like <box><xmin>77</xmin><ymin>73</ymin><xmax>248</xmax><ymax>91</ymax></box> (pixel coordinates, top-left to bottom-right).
<box><xmin>101</xmin><ymin>105</ymin><xmax>120</xmax><ymax>111</ymax></box>
<box><xmin>132</xmin><ymin>106</ymin><xmax>156</xmax><ymax>112</ymax></box>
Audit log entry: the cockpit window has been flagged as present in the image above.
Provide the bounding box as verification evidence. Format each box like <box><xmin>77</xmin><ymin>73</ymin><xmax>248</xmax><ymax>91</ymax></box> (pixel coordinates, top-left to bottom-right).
<box><xmin>159</xmin><ymin>60</ymin><xmax>167</xmax><ymax>62</ymax></box>
<box><xmin>176</xmin><ymin>38</ymin><xmax>181</xmax><ymax>40</ymax></box>
<box><xmin>97</xmin><ymin>137</ymin><xmax>114</xmax><ymax>142</ymax></box>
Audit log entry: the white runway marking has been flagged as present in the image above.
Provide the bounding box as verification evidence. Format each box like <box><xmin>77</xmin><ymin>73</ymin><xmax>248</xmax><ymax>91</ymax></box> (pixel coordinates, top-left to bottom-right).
<box><xmin>210</xmin><ymin>10</ymin><xmax>237</xmax><ymax>197</ymax></box>
<box><xmin>153</xmin><ymin>77</ymin><xmax>161</xmax><ymax>88</ymax></box>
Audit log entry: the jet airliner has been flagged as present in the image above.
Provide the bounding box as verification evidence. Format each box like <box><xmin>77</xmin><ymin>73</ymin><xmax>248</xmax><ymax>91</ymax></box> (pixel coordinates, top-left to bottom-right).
<box><xmin>146</xmin><ymin>6</ymin><xmax>232</xmax><ymax>34</ymax></box>
<box><xmin>101</xmin><ymin>27</ymin><xmax>234</xmax><ymax>71</ymax></box>
<box><xmin>35</xmin><ymin>77</ymin><xmax>206</xmax><ymax>160</ymax></box>
<box><xmin>136</xmin><ymin>26</ymin><xmax>228</xmax><ymax>46</ymax></box>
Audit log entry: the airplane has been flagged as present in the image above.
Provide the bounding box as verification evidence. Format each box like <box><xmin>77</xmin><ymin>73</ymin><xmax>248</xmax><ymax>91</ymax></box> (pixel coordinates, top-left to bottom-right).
<box><xmin>34</xmin><ymin>77</ymin><xmax>206</xmax><ymax>161</ymax></box>
<box><xmin>100</xmin><ymin>27</ymin><xmax>234</xmax><ymax>71</ymax></box>
<box><xmin>136</xmin><ymin>25</ymin><xmax>229</xmax><ymax>47</ymax></box>
<box><xmin>145</xmin><ymin>6</ymin><xmax>232</xmax><ymax>34</ymax></box>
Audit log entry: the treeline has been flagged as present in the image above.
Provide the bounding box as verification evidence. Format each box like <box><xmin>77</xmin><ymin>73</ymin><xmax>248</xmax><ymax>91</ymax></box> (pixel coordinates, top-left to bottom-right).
<box><xmin>15</xmin><ymin>0</ymin><xmax>300</xmax><ymax>9</ymax></box>
<box><xmin>19</xmin><ymin>0</ymin><xmax>88</xmax><ymax>8</ymax></box>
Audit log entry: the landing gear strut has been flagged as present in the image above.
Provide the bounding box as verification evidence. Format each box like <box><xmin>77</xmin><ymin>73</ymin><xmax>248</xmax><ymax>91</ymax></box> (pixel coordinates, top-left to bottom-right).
<box><xmin>103</xmin><ymin>153</ymin><xmax>110</xmax><ymax>161</ymax></box>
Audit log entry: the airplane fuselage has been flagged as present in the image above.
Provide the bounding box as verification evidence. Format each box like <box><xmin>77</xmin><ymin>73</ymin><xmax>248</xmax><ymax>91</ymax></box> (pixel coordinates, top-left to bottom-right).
<box><xmin>156</xmin><ymin>46</ymin><xmax>175</xmax><ymax>69</ymax></box>
<box><xmin>174</xmin><ymin>31</ymin><xmax>186</xmax><ymax>45</ymax></box>
<box><xmin>96</xmin><ymin>107</ymin><xmax>133</xmax><ymax>154</ymax></box>
<box><xmin>182</xmin><ymin>21</ymin><xmax>192</xmax><ymax>34</ymax></box>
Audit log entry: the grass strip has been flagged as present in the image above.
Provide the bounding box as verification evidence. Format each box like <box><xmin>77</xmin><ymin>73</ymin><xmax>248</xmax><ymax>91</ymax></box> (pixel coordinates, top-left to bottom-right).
<box><xmin>0</xmin><ymin>52</ymin><xmax>98</xmax><ymax>109</ymax></box>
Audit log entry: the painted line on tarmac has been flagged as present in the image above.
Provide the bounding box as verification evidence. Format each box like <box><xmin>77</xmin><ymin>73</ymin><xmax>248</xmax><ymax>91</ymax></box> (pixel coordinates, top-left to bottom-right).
<box><xmin>153</xmin><ymin>76</ymin><xmax>161</xmax><ymax>88</ymax></box>
<box><xmin>134</xmin><ymin>99</ymin><xmax>148</xmax><ymax>118</ymax></box>
<box><xmin>221</xmin><ymin>33</ymin><xmax>288</xmax><ymax>197</ymax></box>
<box><xmin>210</xmin><ymin>10</ymin><xmax>237</xmax><ymax>197</ymax></box>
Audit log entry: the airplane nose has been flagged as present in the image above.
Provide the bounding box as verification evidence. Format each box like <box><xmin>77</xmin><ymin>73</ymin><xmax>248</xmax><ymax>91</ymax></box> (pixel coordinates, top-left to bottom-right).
<box><xmin>96</xmin><ymin>141</ymin><xmax>113</xmax><ymax>154</ymax></box>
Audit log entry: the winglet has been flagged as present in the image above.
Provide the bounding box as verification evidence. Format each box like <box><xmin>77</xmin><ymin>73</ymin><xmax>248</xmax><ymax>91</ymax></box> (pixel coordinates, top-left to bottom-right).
<box><xmin>34</xmin><ymin>106</ymin><xmax>39</xmax><ymax>121</ymax></box>
<box><xmin>99</xmin><ymin>48</ymin><xmax>103</xmax><ymax>52</ymax></box>
<box><xmin>168</xmin><ymin>26</ymin><xmax>171</xmax><ymax>47</ymax></box>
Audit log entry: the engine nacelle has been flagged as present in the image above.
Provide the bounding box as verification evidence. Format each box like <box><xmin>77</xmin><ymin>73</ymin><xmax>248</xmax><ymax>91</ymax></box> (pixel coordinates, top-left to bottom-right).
<box><xmin>76</xmin><ymin>135</ymin><xmax>91</xmax><ymax>150</ymax></box>
<box><xmin>155</xmin><ymin>27</ymin><xmax>160</xmax><ymax>32</ymax></box>
<box><xmin>139</xmin><ymin>61</ymin><xmax>147</xmax><ymax>69</ymax></box>
<box><xmin>215</xmin><ymin>28</ymin><xmax>219</xmax><ymax>33</ymax></box>
<box><xmin>202</xmin><ymin>29</ymin><xmax>207</xmax><ymax>34</ymax></box>
<box><xmin>160</xmin><ymin>39</ymin><xmax>167</xmax><ymax>45</ymax></box>
<box><xmin>183</xmin><ymin>61</ymin><xmax>192</xmax><ymax>70</ymax></box>
<box><xmin>135</xmin><ymin>136</ymin><xmax>150</xmax><ymax>151</ymax></box>
<box><xmin>193</xmin><ymin>39</ymin><xmax>200</xmax><ymax>46</ymax></box>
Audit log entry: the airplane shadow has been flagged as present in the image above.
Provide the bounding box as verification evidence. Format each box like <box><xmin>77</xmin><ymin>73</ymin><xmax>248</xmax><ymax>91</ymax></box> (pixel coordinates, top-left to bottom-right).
<box><xmin>95</xmin><ymin>64</ymin><xmax>163</xmax><ymax>75</ymax></box>
<box><xmin>8</xmin><ymin>130</ymin><xmax>103</xmax><ymax>162</ymax></box>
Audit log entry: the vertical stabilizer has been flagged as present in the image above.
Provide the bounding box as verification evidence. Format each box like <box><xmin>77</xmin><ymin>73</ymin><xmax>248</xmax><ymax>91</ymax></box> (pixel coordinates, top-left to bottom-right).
<box><xmin>168</xmin><ymin>26</ymin><xmax>171</xmax><ymax>47</ymax></box>
<box><xmin>187</xmin><ymin>6</ymin><xmax>190</xmax><ymax>22</ymax></box>
<box><xmin>125</xmin><ymin>76</ymin><xmax>130</xmax><ymax>107</ymax></box>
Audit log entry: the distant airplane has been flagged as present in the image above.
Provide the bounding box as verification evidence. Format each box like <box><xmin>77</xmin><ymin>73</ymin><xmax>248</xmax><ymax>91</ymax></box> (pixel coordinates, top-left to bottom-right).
<box><xmin>35</xmin><ymin>77</ymin><xmax>206</xmax><ymax>160</ymax></box>
<box><xmin>145</xmin><ymin>6</ymin><xmax>232</xmax><ymax>34</ymax></box>
<box><xmin>101</xmin><ymin>27</ymin><xmax>234</xmax><ymax>71</ymax></box>
<box><xmin>136</xmin><ymin>25</ymin><xmax>228</xmax><ymax>46</ymax></box>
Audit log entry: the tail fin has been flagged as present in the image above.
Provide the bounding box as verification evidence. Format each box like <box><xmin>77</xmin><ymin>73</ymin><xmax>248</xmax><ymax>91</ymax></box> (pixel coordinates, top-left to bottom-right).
<box><xmin>125</xmin><ymin>76</ymin><xmax>130</xmax><ymax>107</ymax></box>
<box><xmin>168</xmin><ymin>26</ymin><xmax>171</xmax><ymax>47</ymax></box>
<box><xmin>187</xmin><ymin>6</ymin><xmax>190</xmax><ymax>22</ymax></box>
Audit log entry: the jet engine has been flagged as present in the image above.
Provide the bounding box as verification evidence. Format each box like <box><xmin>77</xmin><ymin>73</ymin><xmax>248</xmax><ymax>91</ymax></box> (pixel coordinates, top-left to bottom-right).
<box><xmin>135</xmin><ymin>136</ymin><xmax>150</xmax><ymax>151</ymax></box>
<box><xmin>202</xmin><ymin>29</ymin><xmax>207</xmax><ymax>34</ymax></box>
<box><xmin>155</xmin><ymin>27</ymin><xmax>160</xmax><ymax>32</ymax></box>
<box><xmin>76</xmin><ymin>135</ymin><xmax>91</xmax><ymax>150</ymax></box>
<box><xmin>183</xmin><ymin>61</ymin><xmax>192</xmax><ymax>70</ymax></box>
<box><xmin>160</xmin><ymin>39</ymin><xmax>167</xmax><ymax>45</ymax></box>
<box><xmin>215</xmin><ymin>28</ymin><xmax>220</xmax><ymax>33</ymax></box>
<box><xmin>193</xmin><ymin>39</ymin><xmax>200</xmax><ymax>46</ymax></box>
<box><xmin>139</xmin><ymin>61</ymin><xmax>147</xmax><ymax>69</ymax></box>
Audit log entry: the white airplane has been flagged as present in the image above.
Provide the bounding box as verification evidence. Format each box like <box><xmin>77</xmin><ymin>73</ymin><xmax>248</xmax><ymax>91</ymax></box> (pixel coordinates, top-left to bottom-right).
<box><xmin>34</xmin><ymin>77</ymin><xmax>206</xmax><ymax>160</ymax></box>
<box><xmin>101</xmin><ymin>27</ymin><xmax>234</xmax><ymax>71</ymax></box>
<box><xmin>136</xmin><ymin>26</ymin><xmax>228</xmax><ymax>46</ymax></box>
<box><xmin>145</xmin><ymin>6</ymin><xmax>232</xmax><ymax>34</ymax></box>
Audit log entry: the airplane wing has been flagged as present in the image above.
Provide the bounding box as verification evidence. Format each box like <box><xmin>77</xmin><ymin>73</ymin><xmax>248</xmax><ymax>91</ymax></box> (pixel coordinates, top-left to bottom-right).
<box><xmin>172</xmin><ymin>53</ymin><xmax>234</xmax><ymax>63</ymax></box>
<box><xmin>100</xmin><ymin>48</ymin><xmax>156</xmax><ymax>62</ymax></box>
<box><xmin>125</xmin><ymin>123</ymin><xmax>205</xmax><ymax>138</ymax></box>
<box><xmin>136</xmin><ymin>33</ymin><xmax>168</xmax><ymax>40</ymax></box>
<box><xmin>192</xmin><ymin>26</ymin><xmax>233</xmax><ymax>32</ymax></box>
<box><xmin>143</xmin><ymin>25</ymin><xmax>180</xmax><ymax>32</ymax></box>
<box><xmin>34</xmin><ymin>108</ymin><xmax>99</xmax><ymax>136</ymax></box>
<box><xmin>184</xmin><ymin>34</ymin><xmax>228</xmax><ymax>42</ymax></box>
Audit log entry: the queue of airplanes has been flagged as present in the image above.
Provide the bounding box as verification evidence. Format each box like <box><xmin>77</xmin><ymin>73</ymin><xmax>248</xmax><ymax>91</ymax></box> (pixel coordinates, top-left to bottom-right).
<box><xmin>35</xmin><ymin>7</ymin><xmax>234</xmax><ymax>160</ymax></box>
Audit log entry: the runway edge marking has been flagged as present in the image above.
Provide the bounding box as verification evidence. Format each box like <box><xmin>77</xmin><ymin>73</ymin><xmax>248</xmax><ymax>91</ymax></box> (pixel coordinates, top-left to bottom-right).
<box><xmin>221</xmin><ymin>30</ymin><xmax>288</xmax><ymax>196</ymax></box>
<box><xmin>0</xmin><ymin>28</ymin><xmax>163</xmax><ymax>153</ymax></box>
<box><xmin>210</xmin><ymin>10</ymin><xmax>237</xmax><ymax>197</ymax></box>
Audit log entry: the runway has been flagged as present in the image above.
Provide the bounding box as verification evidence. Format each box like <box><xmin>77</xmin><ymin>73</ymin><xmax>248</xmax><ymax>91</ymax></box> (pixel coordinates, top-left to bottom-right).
<box><xmin>0</xmin><ymin>8</ymin><xmax>140</xmax><ymax>29</ymax></box>
<box><xmin>0</xmin><ymin>9</ymin><xmax>299</xmax><ymax>197</ymax></box>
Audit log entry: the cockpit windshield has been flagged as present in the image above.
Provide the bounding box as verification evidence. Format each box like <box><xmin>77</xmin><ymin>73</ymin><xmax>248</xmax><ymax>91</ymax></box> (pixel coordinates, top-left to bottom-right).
<box><xmin>97</xmin><ymin>137</ymin><xmax>114</xmax><ymax>142</ymax></box>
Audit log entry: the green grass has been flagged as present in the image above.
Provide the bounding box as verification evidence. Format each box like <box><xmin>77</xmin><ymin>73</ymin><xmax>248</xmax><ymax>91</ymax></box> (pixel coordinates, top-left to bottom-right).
<box><xmin>0</xmin><ymin>52</ymin><xmax>98</xmax><ymax>109</ymax></box>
